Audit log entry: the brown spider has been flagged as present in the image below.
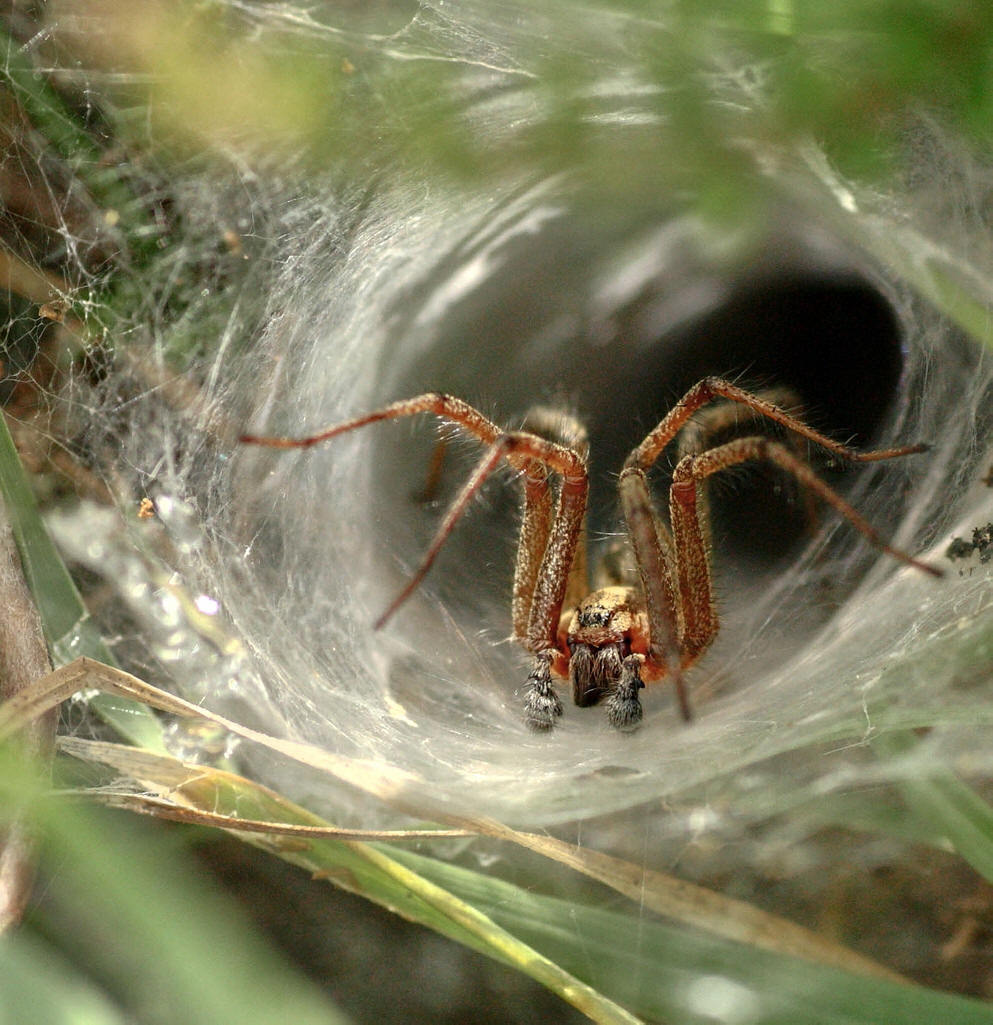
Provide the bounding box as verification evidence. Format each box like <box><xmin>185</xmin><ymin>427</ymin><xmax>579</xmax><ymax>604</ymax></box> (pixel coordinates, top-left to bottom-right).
<box><xmin>240</xmin><ymin>377</ymin><xmax>941</xmax><ymax>731</ymax></box>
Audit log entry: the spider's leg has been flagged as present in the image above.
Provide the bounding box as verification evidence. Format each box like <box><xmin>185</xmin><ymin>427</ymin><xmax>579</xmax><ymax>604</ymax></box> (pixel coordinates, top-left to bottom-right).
<box><xmin>523</xmin><ymin>464</ymin><xmax>588</xmax><ymax>653</ymax></box>
<box><xmin>243</xmin><ymin>397</ymin><xmax>591</xmax><ymax>729</ymax></box>
<box><xmin>241</xmin><ymin>393</ymin><xmax>508</xmax><ymax>627</ymax></box>
<box><xmin>522</xmin><ymin>650</ymin><xmax>563</xmax><ymax>731</ymax></box>
<box><xmin>627</xmin><ymin>376</ymin><xmax>930</xmax><ymax>472</ymax></box>
<box><xmin>672</xmin><ymin>436</ymin><xmax>942</xmax><ymax>578</ymax></box>
<box><xmin>676</xmin><ymin>385</ymin><xmax>819</xmax><ymax>529</ymax></box>
<box><xmin>512</xmin><ymin>461</ymin><xmax>556</xmax><ymax>644</ymax></box>
<box><xmin>465</xmin><ymin>422</ymin><xmax>588</xmax><ymax>731</ymax></box>
<box><xmin>518</xmin><ymin>471</ymin><xmax>588</xmax><ymax>730</ymax></box>
<box><xmin>619</xmin><ymin>376</ymin><xmax>939</xmax><ymax>723</ymax></box>
<box><xmin>240</xmin><ymin>392</ymin><xmax>503</xmax><ymax>449</ymax></box>
<box><xmin>413</xmin><ymin>437</ymin><xmax>450</xmax><ymax>503</ymax></box>
<box><xmin>617</xmin><ymin>465</ymin><xmax>693</xmax><ymax>719</ymax></box>
<box><xmin>374</xmin><ymin>437</ymin><xmax>516</xmax><ymax>629</ymax></box>
<box><xmin>369</xmin><ymin>425</ymin><xmax>587</xmax><ymax>653</ymax></box>
<box><xmin>376</xmin><ymin>428</ymin><xmax>588</xmax><ymax>631</ymax></box>
<box><xmin>518</xmin><ymin>408</ymin><xmax>591</xmax><ymax>617</ymax></box>
<box><xmin>513</xmin><ymin>437</ymin><xmax>588</xmax><ymax>731</ymax></box>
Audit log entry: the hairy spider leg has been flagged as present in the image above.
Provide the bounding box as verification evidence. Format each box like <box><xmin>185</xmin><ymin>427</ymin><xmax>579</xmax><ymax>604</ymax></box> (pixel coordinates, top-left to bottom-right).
<box><xmin>239</xmin><ymin>393</ymin><xmax>504</xmax><ymax>450</ymax></box>
<box><xmin>618</xmin><ymin>467</ymin><xmax>690</xmax><ymax>719</ymax></box>
<box><xmin>675</xmin><ymin>437</ymin><xmax>942</xmax><ymax>577</ymax></box>
<box><xmin>513</xmin><ymin>459</ymin><xmax>556</xmax><ymax>640</ymax></box>
<box><xmin>517</xmin><ymin>407</ymin><xmax>592</xmax><ymax>627</ymax></box>
<box><xmin>676</xmin><ymin>385</ymin><xmax>820</xmax><ymax>530</ymax></box>
<box><xmin>509</xmin><ymin>445</ymin><xmax>589</xmax><ymax>731</ymax></box>
<box><xmin>373</xmin><ymin>436</ymin><xmax>513</xmax><ymax>629</ymax></box>
<box><xmin>372</xmin><ymin>430</ymin><xmax>587</xmax><ymax>638</ymax></box>
<box><xmin>241</xmin><ymin>394</ymin><xmax>591</xmax><ymax>726</ymax></box>
<box><xmin>619</xmin><ymin>377</ymin><xmax>942</xmax><ymax>722</ymax></box>
<box><xmin>626</xmin><ymin>376</ymin><xmax>931</xmax><ymax>471</ymax></box>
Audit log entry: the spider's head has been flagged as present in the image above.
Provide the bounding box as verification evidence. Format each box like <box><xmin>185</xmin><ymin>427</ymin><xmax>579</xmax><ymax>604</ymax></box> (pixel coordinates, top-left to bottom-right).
<box><xmin>561</xmin><ymin>586</ymin><xmax>649</xmax><ymax>707</ymax></box>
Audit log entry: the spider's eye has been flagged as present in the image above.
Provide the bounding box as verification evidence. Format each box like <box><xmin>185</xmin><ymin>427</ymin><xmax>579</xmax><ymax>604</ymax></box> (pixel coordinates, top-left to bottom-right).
<box><xmin>576</xmin><ymin>605</ymin><xmax>611</xmax><ymax>629</ymax></box>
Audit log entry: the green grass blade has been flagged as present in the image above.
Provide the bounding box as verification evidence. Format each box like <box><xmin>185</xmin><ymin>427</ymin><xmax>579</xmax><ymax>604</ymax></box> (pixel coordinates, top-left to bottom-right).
<box><xmin>387</xmin><ymin>846</ymin><xmax>993</xmax><ymax>1025</ymax></box>
<box><xmin>60</xmin><ymin>738</ymin><xmax>645</xmax><ymax>1025</ymax></box>
<box><xmin>0</xmin><ymin>933</ymin><xmax>130</xmax><ymax>1025</ymax></box>
<box><xmin>1</xmin><ymin>746</ymin><xmax>353</xmax><ymax>1025</ymax></box>
<box><xmin>0</xmin><ymin>415</ymin><xmax>162</xmax><ymax>748</ymax></box>
<box><xmin>875</xmin><ymin>729</ymin><xmax>993</xmax><ymax>883</ymax></box>
<box><xmin>62</xmin><ymin>736</ymin><xmax>993</xmax><ymax>1025</ymax></box>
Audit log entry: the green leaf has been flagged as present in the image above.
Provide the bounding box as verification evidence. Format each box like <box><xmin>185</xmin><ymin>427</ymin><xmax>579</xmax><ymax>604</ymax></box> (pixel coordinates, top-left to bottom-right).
<box><xmin>388</xmin><ymin>845</ymin><xmax>993</xmax><ymax>1025</ymax></box>
<box><xmin>0</xmin><ymin>934</ymin><xmax>129</xmax><ymax>1025</ymax></box>
<box><xmin>876</xmin><ymin>729</ymin><xmax>993</xmax><ymax>884</ymax></box>
<box><xmin>0</xmin><ymin>414</ymin><xmax>162</xmax><ymax>749</ymax></box>
<box><xmin>1</xmin><ymin>748</ymin><xmax>352</xmax><ymax>1025</ymax></box>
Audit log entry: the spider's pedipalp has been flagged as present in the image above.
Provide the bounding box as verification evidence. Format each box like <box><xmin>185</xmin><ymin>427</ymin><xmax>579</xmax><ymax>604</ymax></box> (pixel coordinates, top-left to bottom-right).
<box><xmin>604</xmin><ymin>655</ymin><xmax>645</xmax><ymax>731</ymax></box>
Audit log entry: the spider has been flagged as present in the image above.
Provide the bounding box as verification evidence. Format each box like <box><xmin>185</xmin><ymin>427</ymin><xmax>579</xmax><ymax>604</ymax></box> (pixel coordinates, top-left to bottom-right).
<box><xmin>240</xmin><ymin>377</ymin><xmax>941</xmax><ymax>731</ymax></box>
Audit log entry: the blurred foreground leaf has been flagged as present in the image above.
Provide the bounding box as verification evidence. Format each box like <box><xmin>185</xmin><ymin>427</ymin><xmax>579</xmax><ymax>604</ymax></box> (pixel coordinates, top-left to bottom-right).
<box><xmin>0</xmin><ymin>746</ymin><xmax>352</xmax><ymax>1025</ymax></box>
<box><xmin>18</xmin><ymin>667</ymin><xmax>992</xmax><ymax>1025</ymax></box>
<box><xmin>0</xmin><ymin>414</ymin><xmax>162</xmax><ymax>749</ymax></box>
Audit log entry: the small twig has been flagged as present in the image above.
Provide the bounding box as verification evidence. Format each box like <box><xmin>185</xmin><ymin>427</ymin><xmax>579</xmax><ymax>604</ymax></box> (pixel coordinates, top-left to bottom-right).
<box><xmin>0</xmin><ymin>493</ymin><xmax>56</xmax><ymax>933</ymax></box>
<box><xmin>82</xmin><ymin>791</ymin><xmax>473</xmax><ymax>843</ymax></box>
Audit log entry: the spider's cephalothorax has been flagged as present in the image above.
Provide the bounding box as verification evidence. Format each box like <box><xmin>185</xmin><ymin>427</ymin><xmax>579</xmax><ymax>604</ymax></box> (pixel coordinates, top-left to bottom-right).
<box><xmin>542</xmin><ymin>586</ymin><xmax>655</xmax><ymax>731</ymax></box>
<box><xmin>240</xmin><ymin>378</ymin><xmax>941</xmax><ymax>732</ymax></box>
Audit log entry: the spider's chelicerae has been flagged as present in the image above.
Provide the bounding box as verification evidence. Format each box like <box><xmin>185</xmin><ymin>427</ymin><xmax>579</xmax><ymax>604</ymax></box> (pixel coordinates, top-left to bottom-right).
<box><xmin>240</xmin><ymin>377</ymin><xmax>941</xmax><ymax>731</ymax></box>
